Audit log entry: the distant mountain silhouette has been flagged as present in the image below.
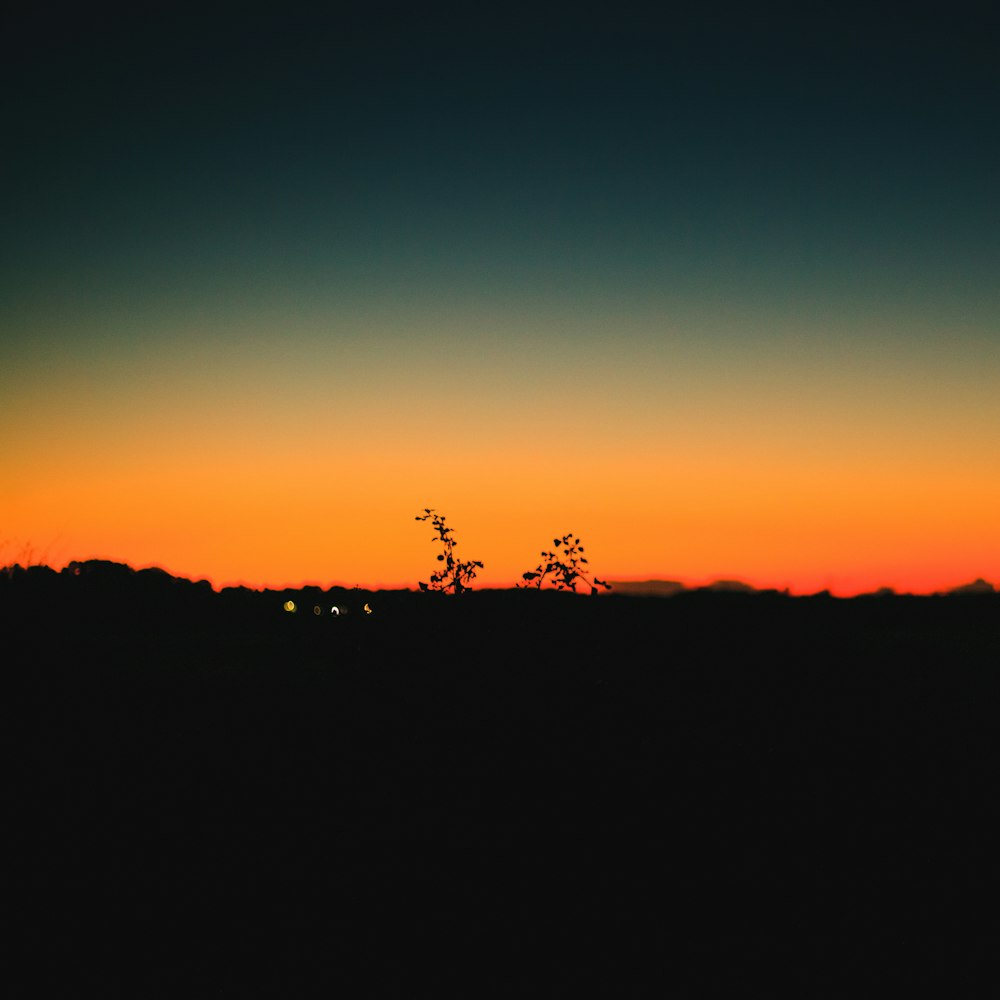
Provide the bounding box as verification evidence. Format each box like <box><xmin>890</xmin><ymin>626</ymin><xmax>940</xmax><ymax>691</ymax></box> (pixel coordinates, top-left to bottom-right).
<box><xmin>608</xmin><ymin>578</ymin><xmax>770</xmax><ymax>596</ymax></box>
<box><xmin>942</xmin><ymin>577</ymin><xmax>996</xmax><ymax>596</ymax></box>
<box><xmin>605</xmin><ymin>579</ymin><xmax>687</xmax><ymax>596</ymax></box>
<box><xmin>609</xmin><ymin>577</ymin><xmax>999</xmax><ymax>598</ymax></box>
<box><xmin>702</xmin><ymin>579</ymin><xmax>756</xmax><ymax>593</ymax></box>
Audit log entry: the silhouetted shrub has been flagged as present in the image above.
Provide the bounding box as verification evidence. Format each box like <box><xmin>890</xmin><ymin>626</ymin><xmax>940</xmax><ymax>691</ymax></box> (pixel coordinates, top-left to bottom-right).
<box><xmin>518</xmin><ymin>533</ymin><xmax>611</xmax><ymax>595</ymax></box>
<box><xmin>415</xmin><ymin>509</ymin><xmax>483</xmax><ymax>594</ymax></box>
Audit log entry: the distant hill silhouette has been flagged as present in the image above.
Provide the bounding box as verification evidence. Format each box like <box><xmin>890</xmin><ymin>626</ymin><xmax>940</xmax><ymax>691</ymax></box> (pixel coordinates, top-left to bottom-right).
<box><xmin>940</xmin><ymin>577</ymin><xmax>996</xmax><ymax>595</ymax></box>
<box><xmin>608</xmin><ymin>576</ymin><xmax>998</xmax><ymax>598</ymax></box>
<box><xmin>608</xmin><ymin>578</ymin><xmax>777</xmax><ymax>596</ymax></box>
<box><xmin>605</xmin><ymin>579</ymin><xmax>687</xmax><ymax>596</ymax></box>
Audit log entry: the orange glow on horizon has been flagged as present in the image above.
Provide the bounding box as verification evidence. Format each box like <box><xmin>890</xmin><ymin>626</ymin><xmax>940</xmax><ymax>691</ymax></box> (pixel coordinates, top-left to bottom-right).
<box><xmin>6</xmin><ymin>456</ymin><xmax>998</xmax><ymax>600</ymax></box>
<box><xmin>5</xmin><ymin>312</ymin><xmax>998</xmax><ymax>599</ymax></box>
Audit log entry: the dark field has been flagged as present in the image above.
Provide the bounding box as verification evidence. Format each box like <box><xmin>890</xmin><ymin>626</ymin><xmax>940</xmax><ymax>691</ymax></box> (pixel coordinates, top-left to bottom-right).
<box><xmin>9</xmin><ymin>565</ymin><xmax>1000</xmax><ymax>992</ymax></box>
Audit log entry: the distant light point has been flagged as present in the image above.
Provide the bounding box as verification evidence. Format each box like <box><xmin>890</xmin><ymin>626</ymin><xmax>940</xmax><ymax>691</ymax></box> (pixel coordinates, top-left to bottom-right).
<box><xmin>283</xmin><ymin>600</ymin><xmax>296</xmax><ymax>613</ymax></box>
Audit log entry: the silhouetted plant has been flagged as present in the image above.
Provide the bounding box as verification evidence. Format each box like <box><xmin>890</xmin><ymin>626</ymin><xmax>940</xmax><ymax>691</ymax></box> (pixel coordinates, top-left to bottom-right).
<box><xmin>2</xmin><ymin>539</ymin><xmax>36</xmax><ymax>579</ymax></box>
<box><xmin>415</xmin><ymin>509</ymin><xmax>483</xmax><ymax>594</ymax></box>
<box><xmin>518</xmin><ymin>533</ymin><xmax>612</xmax><ymax>595</ymax></box>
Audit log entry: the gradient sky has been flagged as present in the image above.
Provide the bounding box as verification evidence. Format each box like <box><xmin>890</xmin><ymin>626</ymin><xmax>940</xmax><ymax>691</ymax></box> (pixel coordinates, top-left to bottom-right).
<box><xmin>3</xmin><ymin>5</ymin><xmax>998</xmax><ymax>593</ymax></box>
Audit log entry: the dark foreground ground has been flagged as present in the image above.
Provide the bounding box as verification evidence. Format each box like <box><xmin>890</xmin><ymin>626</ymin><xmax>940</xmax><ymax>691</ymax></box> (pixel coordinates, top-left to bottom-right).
<box><xmin>8</xmin><ymin>565</ymin><xmax>1000</xmax><ymax>992</ymax></box>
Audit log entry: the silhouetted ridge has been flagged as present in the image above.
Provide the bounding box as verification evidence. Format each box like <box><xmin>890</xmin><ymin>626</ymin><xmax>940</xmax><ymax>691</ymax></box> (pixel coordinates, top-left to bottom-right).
<box><xmin>608</xmin><ymin>576</ymin><xmax>1000</xmax><ymax>598</ymax></box>
<box><xmin>943</xmin><ymin>577</ymin><xmax>996</xmax><ymax>595</ymax></box>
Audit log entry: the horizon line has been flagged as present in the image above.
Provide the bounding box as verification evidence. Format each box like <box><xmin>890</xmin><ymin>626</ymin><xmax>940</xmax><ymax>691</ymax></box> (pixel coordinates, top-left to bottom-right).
<box><xmin>4</xmin><ymin>556</ymin><xmax>996</xmax><ymax>599</ymax></box>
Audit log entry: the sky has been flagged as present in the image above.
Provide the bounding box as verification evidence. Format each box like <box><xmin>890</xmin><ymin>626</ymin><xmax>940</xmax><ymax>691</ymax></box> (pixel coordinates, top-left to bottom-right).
<box><xmin>3</xmin><ymin>5</ymin><xmax>998</xmax><ymax>594</ymax></box>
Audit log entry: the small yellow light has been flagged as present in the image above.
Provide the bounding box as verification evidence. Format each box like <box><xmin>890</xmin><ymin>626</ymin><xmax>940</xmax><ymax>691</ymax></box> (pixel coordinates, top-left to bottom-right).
<box><xmin>364</xmin><ymin>603</ymin><xmax>373</xmax><ymax>614</ymax></box>
<box><xmin>313</xmin><ymin>605</ymin><xmax>322</xmax><ymax>615</ymax></box>
<box><xmin>283</xmin><ymin>600</ymin><xmax>296</xmax><ymax>613</ymax></box>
